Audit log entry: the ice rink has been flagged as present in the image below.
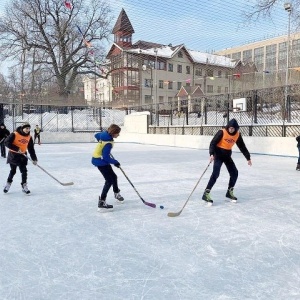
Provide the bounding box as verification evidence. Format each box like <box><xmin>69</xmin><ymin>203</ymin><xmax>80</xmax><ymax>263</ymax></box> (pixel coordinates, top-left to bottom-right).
<box><xmin>0</xmin><ymin>142</ymin><xmax>299</xmax><ymax>300</ymax></box>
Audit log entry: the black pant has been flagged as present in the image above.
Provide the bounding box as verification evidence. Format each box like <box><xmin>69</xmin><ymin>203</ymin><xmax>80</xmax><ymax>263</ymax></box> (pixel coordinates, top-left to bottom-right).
<box><xmin>97</xmin><ymin>165</ymin><xmax>120</xmax><ymax>200</ymax></box>
<box><xmin>206</xmin><ymin>156</ymin><xmax>238</xmax><ymax>190</ymax></box>
<box><xmin>0</xmin><ymin>141</ymin><xmax>6</xmax><ymax>157</ymax></box>
<box><xmin>7</xmin><ymin>163</ymin><xmax>28</xmax><ymax>185</ymax></box>
<box><xmin>34</xmin><ymin>134</ymin><xmax>40</xmax><ymax>144</ymax></box>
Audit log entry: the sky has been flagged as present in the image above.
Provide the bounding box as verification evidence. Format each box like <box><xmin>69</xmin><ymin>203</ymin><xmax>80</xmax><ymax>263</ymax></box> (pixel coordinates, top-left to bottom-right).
<box><xmin>0</xmin><ymin>142</ymin><xmax>300</xmax><ymax>299</ymax></box>
<box><xmin>0</xmin><ymin>0</ymin><xmax>294</xmax><ymax>75</ymax></box>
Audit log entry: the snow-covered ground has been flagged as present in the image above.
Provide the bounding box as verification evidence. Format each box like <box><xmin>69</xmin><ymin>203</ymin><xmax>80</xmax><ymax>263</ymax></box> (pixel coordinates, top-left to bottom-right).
<box><xmin>0</xmin><ymin>142</ymin><xmax>299</xmax><ymax>299</ymax></box>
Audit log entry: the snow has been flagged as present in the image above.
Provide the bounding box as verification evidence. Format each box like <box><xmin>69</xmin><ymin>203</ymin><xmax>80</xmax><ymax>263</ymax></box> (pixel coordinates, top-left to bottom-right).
<box><xmin>0</xmin><ymin>142</ymin><xmax>300</xmax><ymax>299</ymax></box>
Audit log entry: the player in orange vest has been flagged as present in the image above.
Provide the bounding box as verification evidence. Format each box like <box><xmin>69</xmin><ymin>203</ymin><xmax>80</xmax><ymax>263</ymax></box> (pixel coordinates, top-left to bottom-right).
<box><xmin>202</xmin><ymin>118</ymin><xmax>252</xmax><ymax>205</ymax></box>
<box><xmin>3</xmin><ymin>123</ymin><xmax>38</xmax><ymax>194</ymax></box>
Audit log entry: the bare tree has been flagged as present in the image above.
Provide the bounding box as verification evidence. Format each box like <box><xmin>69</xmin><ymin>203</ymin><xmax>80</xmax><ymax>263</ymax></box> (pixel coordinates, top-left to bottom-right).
<box><xmin>245</xmin><ymin>0</ymin><xmax>300</xmax><ymax>20</ymax></box>
<box><xmin>0</xmin><ymin>0</ymin><xmax>113</xmax><ymax>100</ymax></box>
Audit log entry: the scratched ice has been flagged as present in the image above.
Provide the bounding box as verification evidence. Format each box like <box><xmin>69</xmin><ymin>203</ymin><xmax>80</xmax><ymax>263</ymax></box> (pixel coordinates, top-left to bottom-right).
<box><xmin>0</xmin><ymin>143</ymin><xmax>299</xmax><ymax>300</ymax></box>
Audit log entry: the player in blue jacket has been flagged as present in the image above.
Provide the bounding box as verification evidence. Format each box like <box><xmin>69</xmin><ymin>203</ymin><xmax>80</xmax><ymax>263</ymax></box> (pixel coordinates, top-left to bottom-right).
<box><xmin>92</xmin><ymin>124</ymin><xmax>124</xmax><ymax>212</ymax></box>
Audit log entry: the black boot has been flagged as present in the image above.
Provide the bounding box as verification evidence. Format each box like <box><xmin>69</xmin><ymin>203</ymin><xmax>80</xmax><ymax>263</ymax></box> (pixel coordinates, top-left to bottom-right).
<box><xmin>98</xmin><ymin>197</ymin><xmax>113</xmax><ymax>212</ymax></box>
<box><xmin>296</xmin><ymin>164</ymin><xmax>300</xmax><ymax>171</ymax></box>
<box><xmin>226</xmin><ymin>187</ymin><xmax>237</xmax><ymax>202</ymax></box>
<box><xmin>202</xmin><ymin>189</ymin><xmax>213</xmax><ymax>204</ymax></box>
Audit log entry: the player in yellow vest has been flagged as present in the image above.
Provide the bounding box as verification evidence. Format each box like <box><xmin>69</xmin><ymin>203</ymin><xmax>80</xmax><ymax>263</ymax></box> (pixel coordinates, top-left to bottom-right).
<box><xmin>3</xmin><ymin>123</ymin><xmax>38</xmax><ymax>194</ymax></box>
<box><xmin>34</xmin><ymin>125</ymin><xmax>42</xmax><ymax>145</ymax></box>
<box><xmin>91</xmin><ymin>124</ymin><xmax>123</xmax><ymax>212</ymax></box>
<box><xmin>202</xmin><ymin>118</ymin><xmax>252</xmax><ymax>204</ymax></box>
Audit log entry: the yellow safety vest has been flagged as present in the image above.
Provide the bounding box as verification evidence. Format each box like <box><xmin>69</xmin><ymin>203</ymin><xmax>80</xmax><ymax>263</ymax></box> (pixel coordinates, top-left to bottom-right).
<box><xmin>92</xmin><ymin>141</ymin><xmax>114</xmax><ymax>158</ymax></box>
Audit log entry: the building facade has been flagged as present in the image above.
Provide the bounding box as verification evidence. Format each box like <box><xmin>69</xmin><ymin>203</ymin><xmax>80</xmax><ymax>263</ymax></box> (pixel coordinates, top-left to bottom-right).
<box><xmin>84</xmin><ymin>9</ymin><xmax>257</xmax><ymax>110</ymax></box>
<box><xmin>215</xmin><ymin>33</ymin><xmax>300</xmax><ymax>90</ymax></box>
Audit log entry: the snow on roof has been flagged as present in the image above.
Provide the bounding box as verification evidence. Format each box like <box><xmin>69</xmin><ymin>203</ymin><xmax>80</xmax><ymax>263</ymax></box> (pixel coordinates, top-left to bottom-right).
<box><xmin>188</xmin><ymin>50</ymin><xmax>236</xmax><ymax>68</ymax></box>
<box><xmin>127</xmin><ymin>45</ymin><xmax>178</xmax><ymax>58</ymax></box>
<box><xmin>126</xmin><ymin>45</ymin><xmax>235</xmax><ymax>68</ymax></box>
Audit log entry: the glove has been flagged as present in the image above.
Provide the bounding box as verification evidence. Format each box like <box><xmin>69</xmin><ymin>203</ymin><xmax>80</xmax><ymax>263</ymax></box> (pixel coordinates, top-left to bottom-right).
<box><xmin>114</xmin><ymin>163</ymin><xmax>120</xmax><ymax>168</ymax></box>
<box><xmin>32</xmin><ymin>160</ymin><xmax>38</xmax><ymax>165</ymax></box>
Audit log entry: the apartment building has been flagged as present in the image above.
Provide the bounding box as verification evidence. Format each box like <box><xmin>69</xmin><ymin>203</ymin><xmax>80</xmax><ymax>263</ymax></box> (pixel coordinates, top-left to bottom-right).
<box><xmin>215</xmin><ymin>33</ymin><xmax>300</xmax><ymax>90</ymax></box>
<box><xmin>84</xmin><ymin>9</ymin><xmax>256</xmax><ymax>110</ymax></box>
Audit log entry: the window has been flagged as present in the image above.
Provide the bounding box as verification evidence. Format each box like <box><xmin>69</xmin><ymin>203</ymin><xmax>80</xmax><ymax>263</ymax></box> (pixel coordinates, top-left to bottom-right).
<box><xmin>206</xmin><ymin>69</ymin><xmax>213</xmax><ymax>77</ymax></box>
<box><xmin>168</xmin><ymin>63</ymin><xmax>173</xmax><ymax>72</ymax></box>
<box><xmin>168</xmin><ymin>81</ymin><xmax>173</xmax><ymax>89</ymax></box>
<box><xmin>217</xmin><ymin>86</ymin><xmax>221</xmax><ymax>93</ymax></box>
<box><xmin>145</xmin><ymin>95</ymin><xmax>152</xmax><ymax>104</ymax></box>
<box><xmin>186</xmin><ymin>66</ymin><xmax>190</xmax><ymax>74</ymax></box>
<box><xmin>159</xmin><ymin>96</ymin><xmax>164</xmax><ymax>103</ymax></box>
<box><xmin>232</xmin><ymin>52</ymin><xmax>241</xmax><ymax>60</ymax></box>
<box><xmin>207</xmin><ymin>85</ymin><xmax>213</xmax><ymax>93</ymax></box>
<box><xmin>178</xmin><ymin>51</ymin><xmax>183</xmax><ymax>58</ymax></box>
<box><xmin>159</xmin><ymin>80</ymin><xmax>164</xmax><ymax>88</ymax></box>
<box><xmin>177</xmin><ymin>65</ymin><xmax>182</xmax><ymax>73</ymax></box>
<box><xmin>195</xmin><ymin>68</ymin><xmax>202</xmax><ymax>76</ymax></box>
<box><xmin>145</xmin><ymin>79</ymin><xmax>152</xmax><ymax>88</ymax></box>
<box><xmin>177</xmin><ymin>82</ymin><xmax>182</xmax><ymax>90</ymax></box>
<box><xmin>218</xmin><ymin>70</ymin><xmax>222</xmax><ymax>78</ymax></box>
<box><xmin>243</xmin><ymin>49</ymin><xmax>252</xmax><ymax>62</ymax></box>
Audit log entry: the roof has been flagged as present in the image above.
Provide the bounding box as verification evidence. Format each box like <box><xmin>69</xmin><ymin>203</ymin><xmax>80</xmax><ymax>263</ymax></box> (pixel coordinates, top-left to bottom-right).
<box><xmin>125</xmin><ymin>42</ymin><xmax>236</xmax><ymax>68</ymax></box>
<box><xmin>112</xmin><ymin>8</ymin><xmax>135</xmax><ymax>34</ymax></box>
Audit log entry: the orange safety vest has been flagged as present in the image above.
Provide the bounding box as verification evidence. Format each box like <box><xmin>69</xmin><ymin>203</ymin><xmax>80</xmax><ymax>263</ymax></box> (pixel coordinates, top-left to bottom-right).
<box><xmin>217</xmin><ymin>129</ymin><xmax>240</xmax><ymax>150</ymax></box>
<box><xmin>10</xmin><ymin>131</ymin><xmax>31</xmax><ymax>153</ymax></box>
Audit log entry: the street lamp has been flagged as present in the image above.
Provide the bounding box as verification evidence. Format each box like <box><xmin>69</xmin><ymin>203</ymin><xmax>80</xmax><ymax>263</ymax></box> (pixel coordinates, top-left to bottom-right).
<box><xmin>154</xmin><ymin>48</ymin><xmax>158</xmax><ymax>125</ymax></box>
<box><xmin>284</xmin><ymin>2</ymin><xmax>292</xmax><ymax>123</ymax></box>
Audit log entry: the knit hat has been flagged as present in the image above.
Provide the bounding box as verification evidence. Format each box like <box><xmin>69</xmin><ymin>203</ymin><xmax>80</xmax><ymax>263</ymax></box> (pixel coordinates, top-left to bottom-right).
<box><xmin>22</xmin><ymin>123</ymin><xmax>31</xmax><ymax>129</ymax></box>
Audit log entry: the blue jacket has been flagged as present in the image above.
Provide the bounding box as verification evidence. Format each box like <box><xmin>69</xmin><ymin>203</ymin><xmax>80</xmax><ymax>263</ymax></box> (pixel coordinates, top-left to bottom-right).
<box><xmin>91</xmin><ymin>131</ymin><xmax>119</xmax><ymax>167</ymax></box>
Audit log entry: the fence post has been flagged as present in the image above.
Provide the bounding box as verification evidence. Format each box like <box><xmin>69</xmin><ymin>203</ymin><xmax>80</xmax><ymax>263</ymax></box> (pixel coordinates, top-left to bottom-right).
<box><xmin>170</xmin><ymin>101</ymin><xmax>173</xmax><ymax>126</ymax></box>
<box><xmin>185</xmin><ymin>106</ymin><xmax>188</xmax><ymax>125</ymax></box>
<box><xmin>99</xmin><ymin>107</ymin><xmax>103</xmax><ymax>131</ymax></box>
<box><xmin>253</xmin><ymin>91</ymin><xmax>258</xmax><ymax>124</ymax></box>
<box><xmin>71</xmin><ymin>107</ymin><xmax>74</xmax><ymax>132</ymax></box>
<box><xmin>204</xmin><ymin>100</ymin><xmax>207</xmax><ymax>125</ymax></box>
<box><xmin>287</xmin><ymin>95</ymin><xmax>291</xmax><ymax>122</ymax></box>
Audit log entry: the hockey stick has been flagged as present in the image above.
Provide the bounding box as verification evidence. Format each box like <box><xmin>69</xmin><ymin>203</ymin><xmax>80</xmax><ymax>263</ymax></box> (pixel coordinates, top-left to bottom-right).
<box><xmin>24</xmin><ymin>154</ymin><xmax>74</xmax><ymax>186</ymax></box>
<box><xmin>118</xmin><ymin>166</ymin><xmax>156</xmax><ymax>208</ymax></box>
<box><xmin>111</xmin><ymin>154</ymin><xmax>156</xmax><ymax>208</ymax></box>
<box><xmin>168</xmin><ymin>162</ymin><xmax>211</xmax><ymax>217</ymax></box>
<box><xmin>0</xmin><ymin>137</ymin><xmax>5</xmax><ymax>144</ymax></box>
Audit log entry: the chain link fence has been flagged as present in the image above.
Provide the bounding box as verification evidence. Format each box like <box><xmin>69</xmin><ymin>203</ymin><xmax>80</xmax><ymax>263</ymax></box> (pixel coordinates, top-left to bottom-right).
<box><xmin>0</xmin><ymin>103</ymin><xmax>127</xmax><ymax>133</ymax></box>
<box><xmin>1</xmin><ymin>85</ymin><xmax>300</xmax><ymax>137</ymax></box>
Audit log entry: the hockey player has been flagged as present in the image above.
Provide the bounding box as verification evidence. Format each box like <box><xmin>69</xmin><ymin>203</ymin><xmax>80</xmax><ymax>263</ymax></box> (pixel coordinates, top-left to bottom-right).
<box><xmin>202</xmin><ymin>118</ymin><xmax>252</xmax><ymax>204</ymax></box>
<box><xmin>0</xmin><ymin>123</ymin><xmax>10</xmax><ymax>158</ymax></box>
<box><xmin>3</xmin><ymin>123</ymin><xmax>38</xmax><ymax>194</ymax></box>
<box><xmin>34</xmin><ymin>125</ymin><xmax>42</xmax><ymax>145</ymax></box>
<box><xmin>91</xmin><ymin>124</ymin><xmax>124</xmax><ymax>212</ymax></box>
<box><xmin>296</xmin><ymin>135</ymin><xmax>300</xmax><ymax>171</ymax></box>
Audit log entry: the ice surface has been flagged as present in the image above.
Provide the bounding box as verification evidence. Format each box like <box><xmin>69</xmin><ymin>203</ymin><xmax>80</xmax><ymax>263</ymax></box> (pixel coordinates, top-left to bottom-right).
<box><xmin>0</xmin><ymin>142</ymin><xmax>300</xmax><ymax>299</ymax></box>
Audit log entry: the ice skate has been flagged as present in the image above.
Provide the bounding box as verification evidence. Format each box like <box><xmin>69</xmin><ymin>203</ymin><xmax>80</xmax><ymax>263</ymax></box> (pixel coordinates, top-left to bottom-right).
<box><xmin>226</xmin><ymin>187</ymin><xmax>237</xmax><ymax>203</ymax></box>
<box><xmin>296</xmin><ymin>164</ymin><xmax>300</xmax><ymax>171</ymax></box>
<box><xmin>3</xmin><ymin>182</ymin><xmax>11</xmax><ymax>193</ymax></box>
<box><xmin>202</xmin><ymin>189</ymin><xmax>213</xmax><ymax>206</ymax></box>
<box><xmin>114</xmin><ymin>192</ymin><xmax>124</xmax><ymax>203</ymax></box>
<box><xmin>22</xmin><ymin>183</ymin><xmax>31</xmax><ymax>195</ymax></box>
<box><xmin>97</xmin><ymin>198</ymin><xmax>113</xmax><ymax>212</ymax></box>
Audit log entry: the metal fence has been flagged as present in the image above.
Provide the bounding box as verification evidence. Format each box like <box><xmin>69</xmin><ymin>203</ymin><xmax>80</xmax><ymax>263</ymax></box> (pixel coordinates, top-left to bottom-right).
<box><xmin>131</xmin><ymin>86</ymin><xmax>300</xmax><ymax>137</ymax></box>
<box><xmin>1</xmin><ymin>85</ymin><xmax>300</xmax><ymax>137</ymax></box>
<box><xmin>0</xmin><ymin>103</ymin><xmax>127</xmax><ymax>133</ymax></box>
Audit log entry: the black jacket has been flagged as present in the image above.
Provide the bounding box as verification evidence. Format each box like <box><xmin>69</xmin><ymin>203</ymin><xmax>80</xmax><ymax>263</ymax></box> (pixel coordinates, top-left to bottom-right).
<box><xmin>4</xmin><ymin>126</ymin><xmax>37</xmax><ymax>166</ymax></box>
<box><xmin>209</xmin><ymin>119</ymin><xmax>251</xmax><ymax>161</ymax></box>
<box><xmin>296</xmin><ymin>135</ymin><xmax>300</xmax><ymax>147</ymax></box>
<box><xmin>0</xmin><ymin>123</ymin><xmax>10</xmax><ymax>140</ymax></box>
